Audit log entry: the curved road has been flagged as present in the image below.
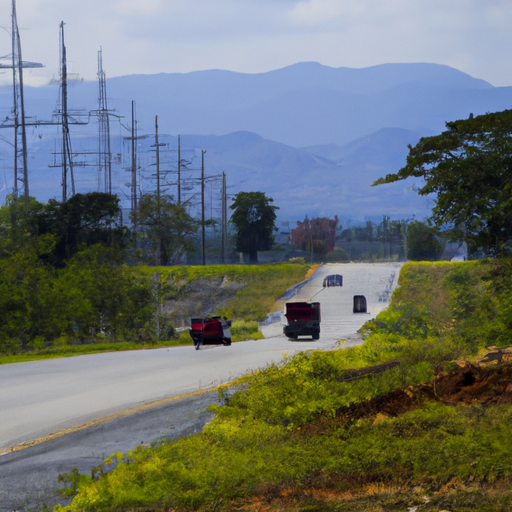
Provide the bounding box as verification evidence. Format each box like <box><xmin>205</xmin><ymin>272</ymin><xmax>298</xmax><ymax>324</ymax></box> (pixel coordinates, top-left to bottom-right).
<box><xmin>0</xmin><ymin>262</ymin><xmax>401</xmax><ymax>510</ymax></box>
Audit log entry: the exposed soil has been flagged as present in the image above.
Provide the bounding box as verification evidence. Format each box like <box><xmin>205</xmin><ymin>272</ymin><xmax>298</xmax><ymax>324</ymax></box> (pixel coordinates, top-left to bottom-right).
<box><xmin>228</xmin><ymin>480</ymin><xmax>512</xmax><ymax>512</ymax></box>
<box><xmin>303</xmin><ymin>351</ymin><xmax>512</xmax><ymax>436</ymax></box>
<box><xmin>164</xmin><ymin>276</ymin><xmax>245</xmax><ymax>327</ymax></box>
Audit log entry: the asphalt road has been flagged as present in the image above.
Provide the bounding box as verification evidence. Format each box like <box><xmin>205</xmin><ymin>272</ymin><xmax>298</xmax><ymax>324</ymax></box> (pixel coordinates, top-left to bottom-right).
<box><xmin>0</xmin><ymin>391</ymin><xmax>219</xmax><ymax>511</ymax></box>
<box><xmin>0</xmin><ymin>262</ymin><xmax>402</xmax><ymax>510</ymax></box>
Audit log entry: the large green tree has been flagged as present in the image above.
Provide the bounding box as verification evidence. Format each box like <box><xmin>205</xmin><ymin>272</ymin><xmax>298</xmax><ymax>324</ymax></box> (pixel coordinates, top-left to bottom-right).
<box><xmin>230</xmin><ymin>192</ymin><xmax>278</xmax><ymax>263</ymax></box>
<box><xmin>0</xmin><ymin>193</ymin><xmax>127</xmax><ymax>265</ymax></box>
<box><xmin>373</xmin><ymin>109</ymin><xmax>512</xmax><ymax>256</ymax></box>
<box><xmin>131</xmin><ymin>193</ymin><xmax>198</xmax><ymax>265</ymax></box>
<box><xmin>405</xmin><ymin>221</ymin><xmax>445</xmax><ymax>261</ymax></box>
<box><xmin>0</xmin><ymin>244</ymin><xmax>155</xmax><ymax>350</ymax></box>
<box><xmin>0</xmin><ymin>195</ymin><xmax>46</xmax><ymax>256</ymax></box>
<box><xmin>47</xmin><ymin>192</ymin><xmax>128</xmax><ymax>265</ymax></box>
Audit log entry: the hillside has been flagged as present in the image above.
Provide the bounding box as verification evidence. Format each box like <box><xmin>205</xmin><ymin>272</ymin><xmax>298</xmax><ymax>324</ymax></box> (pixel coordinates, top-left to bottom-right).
<box><xmin>1</xmin><ymin>61</ymin><xmax>512</xmax><ymax>220</ymax></box>
<box><xmin>56</xmin><ymin>260</ymin><xmax>512</xmax><ymax>511</ymax></box>
<box><xmin>20</xmin><ymin>127</ymin><xmax>435</xmax><ymax>221</ymax></box>
<box><xmin>103</xmin><ymin>61</ymin><xmax>498</xmax><ymax>146</ymax></box>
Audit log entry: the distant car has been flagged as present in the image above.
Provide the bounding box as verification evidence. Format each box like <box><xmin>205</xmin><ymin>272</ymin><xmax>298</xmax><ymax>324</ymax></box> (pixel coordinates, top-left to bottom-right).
<box><xmin>189</xmin><ymin>316</ymin><xmax>232</xmax><ymax>350</ymax></box>
<box><xmin>323</xmin><ymin>274</ymin><xmax>343</xmax><ymax>287</ymax></box>
<box><xmin>353</xmin><ymin>295</ymin><xmax>367</xmax><ymax>313</ymax></box>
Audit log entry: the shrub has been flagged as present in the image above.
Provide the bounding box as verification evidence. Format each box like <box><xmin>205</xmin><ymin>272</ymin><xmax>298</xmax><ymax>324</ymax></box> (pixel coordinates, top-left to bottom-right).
<box><xmin>325</xmin><ymin>248</ymin><xmax>350</xmax><ymax>262</ymax></box>
<box><xmin>231</xmin><ymin>320</ymin><xmax>264</xmax><ymax>341</ymax></box>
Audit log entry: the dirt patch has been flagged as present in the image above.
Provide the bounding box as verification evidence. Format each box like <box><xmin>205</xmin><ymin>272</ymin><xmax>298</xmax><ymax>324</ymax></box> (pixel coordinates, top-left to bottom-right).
<box><xmin>304</xmin><ymin>357</ymin><xmax>512</xmax><ymax>435</ymax></box>
<box><xmin>229</xmin><ymin>480</ymin><xmax>512</xmax><ymax>512</ymax></box>
<box><xmin>432</xmin><ymin>362</ymin><xmax>512</xmax><ymax>406</ymax></box>
<box><xmin>164</xmin><ymin>276</ymin><xmax>245</xmax><ymax>327</ymax></box>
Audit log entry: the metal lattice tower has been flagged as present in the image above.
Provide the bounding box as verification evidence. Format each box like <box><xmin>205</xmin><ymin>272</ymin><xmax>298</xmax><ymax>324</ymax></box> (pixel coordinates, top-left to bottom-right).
<box><xmin>0</xmin><ymin>0</ymin><xmax>43</xmax><ymax>198</ymax></box>
<box><xmin>10</xmin><ymin>0</ymin><xmax>27</xmax><ymax>198</ymax></box>
<box><xmin>97</xmin><ymin>47</ymin><xmax>112</xmax><ymax>194</ymax></box>
<box><xmin>58</xmin><ymin>21</ymin><xmax>75</xmax><ymax>202</ymax></box>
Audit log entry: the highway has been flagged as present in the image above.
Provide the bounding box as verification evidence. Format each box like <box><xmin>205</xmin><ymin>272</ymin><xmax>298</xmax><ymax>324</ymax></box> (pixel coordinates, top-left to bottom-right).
<box><xmin>0</xmin><ymin>262</ymin><xmax>401</xmax><ymax>510</ymax></box>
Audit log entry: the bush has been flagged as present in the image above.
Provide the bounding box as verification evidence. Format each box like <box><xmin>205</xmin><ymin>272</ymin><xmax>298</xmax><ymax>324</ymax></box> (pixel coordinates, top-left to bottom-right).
<box><xmin>0</xmin><ymin>337</ymin><xmax>22</xmax><ymax>354</ymax></box>
<box><xmin>231</xmin><ymin>320</ymin><xmax>264</xmax><ymax>341</ymax></box>
<box><xmin>325</xmin><ymin>248</ymin><xmax>350</xmax><ymax>262</ymax></box>
<box><xmin>0</xmin><ymin>245</ymin><xmax>156</xmax><ymax>352</ymax></box>
<box><xmin>177</xmin><ymin>329</ymin><xmax>192</xmax><ymax>345</ymax></box>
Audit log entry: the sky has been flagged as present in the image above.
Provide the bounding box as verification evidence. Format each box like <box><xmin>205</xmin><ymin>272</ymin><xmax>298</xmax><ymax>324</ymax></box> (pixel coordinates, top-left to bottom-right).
<box><xmin>0</xmin><ymin>0</ymin><xmax>511</xmax><ymax>87</ymax></box>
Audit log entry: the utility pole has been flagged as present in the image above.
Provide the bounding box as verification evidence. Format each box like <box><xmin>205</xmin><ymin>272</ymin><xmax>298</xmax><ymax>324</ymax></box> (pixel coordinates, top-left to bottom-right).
<box><xmin>0</xmin><ymin>0</ymin><xmax>43</xmax><ymax>199</ymax></box>
<box><xmin>59</xmin><ymin>21</ymin><xmax>75</xmax><ymax>202</ymax></box>
<box><xmin>155</xmin><ymin>115</ymin><xmax>162</xmax><ymax>265</ymax></box>
<box><xmin>221</xmin><ymin>172</ymin><xmax>228</xmax><ymax>263</ymax></box>
<box><xmin>201</xmin><ymin>150</ymin><xmax>206</xmax><ymax>265</ymax></box>
<box><xmin>131</xmin><ymin>101</ymin><xmax>137</xmax><ymax>213</ymax></box>
<box><xmin>97</xmin><ymin>47</ymin><xmax>111</xmax><ymax>194</ymax></box>
<box><xmin>12</xmin><ymin>0</ymin><xmax>27</xmax><ymax>198</ymax></box>
<box><xmin>155</xmin><ymin>116</ymin><xmax>160</xmax><ymax>217</ymax></box>
<box><xmin>177</xmin><ymin>135</ymin><xmax>181</xmax><ymax>206</ymax></box>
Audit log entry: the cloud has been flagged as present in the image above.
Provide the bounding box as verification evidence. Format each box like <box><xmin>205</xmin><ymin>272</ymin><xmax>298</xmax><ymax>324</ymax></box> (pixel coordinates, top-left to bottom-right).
<box><xmin>289</xmin><ymin>1</ymin><xmax>366</xmax><ymax>26</ymax></box>
<box><xmin>0</xmin><ymin>0</ymin><xmax>510</xmax><ymax>86</ymax></box>
<box><xmin>113</xmin><ymin>0</ymin><xmax>163</xmax><ymax>16</ymax></box>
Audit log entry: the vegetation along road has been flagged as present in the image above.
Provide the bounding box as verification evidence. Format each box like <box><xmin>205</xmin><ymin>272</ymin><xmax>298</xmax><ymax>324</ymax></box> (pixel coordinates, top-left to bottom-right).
<box><xmin>0</xmin><ymin>262</ymin><xmax>400</xmax><ymax>510</ymax></box>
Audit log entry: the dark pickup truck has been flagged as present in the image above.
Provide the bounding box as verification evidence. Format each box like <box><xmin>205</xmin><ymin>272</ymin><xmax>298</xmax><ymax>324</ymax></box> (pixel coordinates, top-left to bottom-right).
<box><xmin>283</xmin><ymin>301</ymin><xmax>321</xmax><ymax>340</ymax></box>
<box><xmin>189</xmin><ymin>316</ymin><xmax>232</xmax><ymax>350</ymax></box>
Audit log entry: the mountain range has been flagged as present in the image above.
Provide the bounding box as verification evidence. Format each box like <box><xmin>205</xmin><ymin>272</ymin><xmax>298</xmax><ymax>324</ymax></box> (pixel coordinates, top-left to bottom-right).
<box><xmin>1</xmin><ymin>61</ymin><xmax>511</xmax><ymax>224</ymax></box>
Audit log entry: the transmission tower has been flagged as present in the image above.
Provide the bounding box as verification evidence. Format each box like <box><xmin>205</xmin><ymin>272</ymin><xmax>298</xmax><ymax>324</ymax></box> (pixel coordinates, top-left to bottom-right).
<box><xmin>58</xmin><ymin>21</ymin><xmax>75</xmax><ymax>202</ymax></box>
<box><xmin>48</xmin><ymin>22</ymin><xmax>90</xmax><ymax>200</ymax></box>
<box><xmin>0</xmin><ymin>0</ymin><xmax>43</xmax><ymax>198</ymax></box>
<box><xmin>97</xmin><ymin>47</ymin><xmax>112</xmax><ymax>194</ymax></box>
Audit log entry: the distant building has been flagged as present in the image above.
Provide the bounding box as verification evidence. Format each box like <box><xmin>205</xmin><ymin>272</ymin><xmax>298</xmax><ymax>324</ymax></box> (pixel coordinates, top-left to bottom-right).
<box><xmin>291</xmin><ymin>216</ymin><xmax>338</xmax><ymax>254</ymax></box>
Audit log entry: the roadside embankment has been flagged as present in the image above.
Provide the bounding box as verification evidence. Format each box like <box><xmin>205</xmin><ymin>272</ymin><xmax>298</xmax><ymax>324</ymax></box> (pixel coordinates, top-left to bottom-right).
<box><xmin>56</xmin><ymin>260</ymin><xmax>512</xmax><ymax>511</ymax></box>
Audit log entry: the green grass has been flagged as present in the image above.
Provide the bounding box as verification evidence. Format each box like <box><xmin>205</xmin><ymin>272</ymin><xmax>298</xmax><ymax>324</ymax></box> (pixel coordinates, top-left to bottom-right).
<box><xmin>0</xmin><ymin>340</ymin><xmax>190</xmax><ymax>365</ymax></box>
<box><xmin>231</xmin><ymin>320</ymin><xmax>264</xmax><ymax>341</ymax></box>
<box><xmin>55</xmin><ymin>260</ymin><xmax>512</xmax><ymax>511</ymax></box>
<box><xmin>0</xmin><ymin>322</ymin><xmax>266</xmax><ymax>365</ymax></box>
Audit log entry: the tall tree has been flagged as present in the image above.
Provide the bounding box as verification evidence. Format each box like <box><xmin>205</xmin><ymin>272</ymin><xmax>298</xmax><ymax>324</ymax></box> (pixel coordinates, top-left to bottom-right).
<box><xmin>0</xmin><ymin>193</ymin><xmax>127</xmax><ymax>265</ymax></box>
<box><xmin>38</xmin><ymin>192</ymin><xmax>128</xmax><ymax>266</ymax></box>
<box><xmin>0</xmin><ymin>195</ymin><xmax>46</xmax><ymax>256</ymax></box>
<box><xmin>405</xmin><ymin>220</ymin><xmax>445</xmax><ymax>261</ymax></box>
<box><xmin>132</xmin><ymin>193</ymin><xmax>198</xmax><ymax>265</ymax></box>
<box><xmin>230</xmin><ymin>192</ymin><xmax>278</xmax><ymax>263</ymax></box>
<box><xmin>373</xmin><ymin>109</ymin><xmax>512</xmax><ymax>256</ymax></box>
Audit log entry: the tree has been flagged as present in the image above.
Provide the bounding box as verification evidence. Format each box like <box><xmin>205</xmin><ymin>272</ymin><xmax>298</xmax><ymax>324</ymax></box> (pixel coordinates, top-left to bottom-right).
<box><xmin>0</xmin><ymin>193</ymin><xmax>128</xmax><ymax>266</ymax></box>
<box><xmin>132</xmin><ymin>193</ymin><xmax>198</xmax><ymax>265</ymax></box>
<box><xmin>373</xmin><ymin>109</ymin><xmax>512</xmax><ymax>256</ymax></box>
<box><xmin>28</xmin><ymin>192</ymin><xmax>128</xmax><ymax>266</ymax></box>
<box><xmin>0</xmin><ymin>195</ymin><xmax>47</xmax><ymax>257</ymax></box>
<box><xmin>230</xmin><ymin>192</ymin><xmax>279</xmax><ymax>263</ymax></box>
<box><xmin>405</xmin><ymin>221</ymin><xmax>445</xmax><ymax>261</ymax></box>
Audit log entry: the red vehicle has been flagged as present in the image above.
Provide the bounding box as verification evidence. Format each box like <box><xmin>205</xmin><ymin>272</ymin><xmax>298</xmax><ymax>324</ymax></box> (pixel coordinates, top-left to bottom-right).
<box><xmin>283</xmin><ymin>301</ymin><xmax>321</xmax><ymax>340</ymax></box>
<box><xmin>189</xmin><ymin>316</ymin><xmax>232</xmax><ymax>350</ymax></box>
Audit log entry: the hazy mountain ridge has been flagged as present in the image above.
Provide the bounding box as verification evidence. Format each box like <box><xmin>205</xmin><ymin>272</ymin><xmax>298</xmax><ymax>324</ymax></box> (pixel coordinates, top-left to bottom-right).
<box><xmin>0</xmin><ymin>61</ymin><xmax>511</xmax><ymax>221</ymax></box>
